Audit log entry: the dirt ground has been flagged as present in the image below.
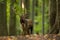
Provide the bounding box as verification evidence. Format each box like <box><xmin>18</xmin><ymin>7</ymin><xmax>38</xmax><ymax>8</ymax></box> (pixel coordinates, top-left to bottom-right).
<box><xmin>0</xmin><ymin>34</ymin><xmax>60</xmax><ymax>40</ymax></box>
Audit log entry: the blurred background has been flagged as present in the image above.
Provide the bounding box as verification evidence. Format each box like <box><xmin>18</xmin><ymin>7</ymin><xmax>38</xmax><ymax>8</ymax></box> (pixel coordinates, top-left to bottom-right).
<box><xmin>0</xmin><ymin>0</ymin><xmax>59</xmax><ymax>36</ymax></box>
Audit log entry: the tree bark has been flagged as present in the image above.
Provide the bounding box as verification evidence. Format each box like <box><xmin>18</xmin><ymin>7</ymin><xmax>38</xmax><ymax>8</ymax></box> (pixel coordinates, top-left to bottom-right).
<box><xmin>49</xmin><ymin>0</ymin><xmax>60</xmax><ymax>34</ymax></box>
<box><xmin>0</xmin><ymin>0</ymin><xmax>8</xmax><ymax>36</ymax></box>
<box><xmin>58</xmin><ymin>0</ymin><xmax>60</xmax><ymax>33</ymax></box>
<box><xmin>24</xmin><ymin>0</ymin><xmax>30</xmax><ymax>18</ymax></box>
<box><xmin>49</xmin><ymin>0</ymin><xmax>56</xmax><ymax>28</ymax></box>
<box><xmin>49</xmin><ymin>0</ymin><xmax>57</xmax><ymax>34</ymax></box>
<box><xmin>9</xmin><ymin>0</ymin><xmax>16</xmax><ymax>35</ymax></box>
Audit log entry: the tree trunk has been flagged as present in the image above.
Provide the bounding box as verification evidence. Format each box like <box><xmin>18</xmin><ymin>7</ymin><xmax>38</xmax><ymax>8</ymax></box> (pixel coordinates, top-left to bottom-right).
<box><xmin>0</xmin><ymin>0</ymin><xmax>8</xmax><ymax>36</ymax></box>
<box><xmin>49</xmin><ymin>0</ymin><xmax>57</xmax><ymax>34</ymax></box>
<box><xmin>24</xmin><ymin>0</ymin><xmax>30</xmax><ymax>18</ymax></box>
<box><xmin>58</xmin><ymin>0</ymin><xmax>60</xmax><ymax>33</ymax></box>
<box><xmin>49</xmin><ymin>0</ymin><xmax>56</xmax><ymax>28</ymax></box>
<box><xmin>9</xmin><ymin>0</ymin><xmax>16</xmax><ymax>35</ymax></box>
<box><xmin>49</xmin><ymin>0</ymin><xmax>60</xmax><ymax>34</ymax></box>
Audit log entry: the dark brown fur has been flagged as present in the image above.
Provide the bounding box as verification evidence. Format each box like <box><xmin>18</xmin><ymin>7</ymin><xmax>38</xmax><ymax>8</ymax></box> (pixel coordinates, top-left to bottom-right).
<box><xmin>20</xmin><ymin>14</ymin><xmax>33</xmax><ymax>35</ymax></box>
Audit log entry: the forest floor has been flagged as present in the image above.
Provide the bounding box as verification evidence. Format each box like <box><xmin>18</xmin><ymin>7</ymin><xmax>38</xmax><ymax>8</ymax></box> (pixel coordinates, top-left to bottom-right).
<box><xmin>0</xmin><ymin>34</ymin><xmax>60</xmax><ymax>40</ymax></box>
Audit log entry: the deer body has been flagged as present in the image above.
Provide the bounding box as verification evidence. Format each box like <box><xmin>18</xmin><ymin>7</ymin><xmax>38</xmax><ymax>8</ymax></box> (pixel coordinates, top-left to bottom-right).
<box><xmin>20</xmin><ymin>14</ymin><xmax>33</xmax><ymax>35</ymax></box>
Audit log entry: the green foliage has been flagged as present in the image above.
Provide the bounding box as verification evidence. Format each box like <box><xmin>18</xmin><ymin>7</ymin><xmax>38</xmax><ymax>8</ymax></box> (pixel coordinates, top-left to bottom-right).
<box><xmin>33</xmin><ymin>0</ymin><xmax>49</xmax><ymax>34</ymax></box>
<box><xmin>0</xmin><ymin>0</ymin><xmax>3</xmax><ymax>2</ymax></box>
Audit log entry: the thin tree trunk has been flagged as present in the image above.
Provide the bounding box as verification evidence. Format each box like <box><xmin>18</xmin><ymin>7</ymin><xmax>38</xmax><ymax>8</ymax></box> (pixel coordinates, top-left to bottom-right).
<box><xmin>49</xmin><ymin>0</ymin><xmax>60</xmax><ymax>34</ymax></box>
<box><xmin>49</xmin><ymin>0</ymin><xmax>58</xmax><ymax>34</ymax></box>
<box><xmin>9</xmin><ymin>0</ymin><xmax>16</xmax><ymax>35</ymax></box>
<box><xmin>24</xmin><ymin>0</ymin><xmax>30</xmax><ymax>18</ymax></box>
<box><xmin>0</xmin><ymin>0</ymin><xmax>8</xmax><ymax>36</ymax></box>
<box><xmin>49</xmin><ymin>0</ymin><xmax>56</xmax><ymax>28</ymax></box>
<box><xmin>58</xmin><ymin>0</ymin><xmax>60</xmax><ymax>33</ymax></box>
